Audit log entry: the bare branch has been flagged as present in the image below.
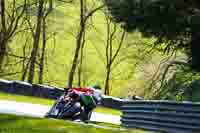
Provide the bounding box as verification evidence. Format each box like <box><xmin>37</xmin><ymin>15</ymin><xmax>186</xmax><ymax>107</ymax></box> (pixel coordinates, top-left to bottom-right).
<box><xmin>111</xmin><ymin>30</ymin><xmax>126</xmax><ymax>63</ymax></box>
<box><xmin>84</xmin><ymin>4</ymin><xmax>105</xmax><ymax>22</ymax></box>
<box><xmin>0</xmin><ymin>71</ymin><xmax>22</xmax><ymax>77</ymax></box>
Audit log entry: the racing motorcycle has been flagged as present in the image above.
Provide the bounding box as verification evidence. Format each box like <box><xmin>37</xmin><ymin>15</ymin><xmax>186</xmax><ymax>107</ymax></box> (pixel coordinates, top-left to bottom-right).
<box><xmin>45</xmin><ymin>88</ymin><xmax>85</xmax><ymax>121</ymax></box>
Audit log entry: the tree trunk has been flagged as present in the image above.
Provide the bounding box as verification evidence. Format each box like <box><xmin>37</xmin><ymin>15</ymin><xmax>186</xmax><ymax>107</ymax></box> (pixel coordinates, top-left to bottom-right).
<box><xmin>38</xmin><ymin>17</ymin><xmax>46</xmax><ymax>84</ymax></box>
<box><xmin>68</xmin><ymin>0</ymin><xmax>85</xmax><ymax>88</ymax></box>
<box><xmin>0</xmin><ymin>0</ymin><xmax>6</xmax><ymax>31</ymax></box>
<box><xmin>77</xmin><ymin>48</ymin><xmax>83</xmax><ymax>86</ymax></box>
<box><xmin>77</xmin><ymin>31</ymin><xmax>85</xmax><ymax>87</ymax></box>
<box><xmin>191</xmin><ymin>31</ymin><xmax>200</xmax><ymax>71</ymax></box>
<box><xmin>68</xmin><ymin>28</ymin><xmax>85</xmax><ymax>87</ymax></box>
<box><xmin>0</xmin><ymin>40</ymin><xmax>7</xmax><ymax>69</ymax></box>
<box><xmin>21</xmin><ymin>61</ymin><xmax>29</xmax><ymax>81</ymax></box>
<box><xmin>104</xmin><ymin>64</ymin><xmax>111</xmax><ymax>95</ymax></box>
<box><xmin>28</xmin><ymin>0</ymin><xmax>44</xmax><ymax>83</ymax></box>
<box><xmin>21</xmin><ymin>43</ymin><xmax>29</xmax><ymax>81</ymax></box>
<box><xmin>49</xmin><ymin>0</ymin><xmax>53</xmax><ymax>11</ymax></box>
<box><xmin>0</xmin><ymin>0</ymin><xmax>7</xmax><ymax>69</ymax></box>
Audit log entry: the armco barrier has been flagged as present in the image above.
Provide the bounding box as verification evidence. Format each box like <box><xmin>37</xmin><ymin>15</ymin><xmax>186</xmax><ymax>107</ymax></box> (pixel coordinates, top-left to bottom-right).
<box><xmin>121</xmin><ymin>100</ymin><xmax>200</xmax><ymax>133</ymax></box>
<box><xmin>0</xmin><ymin>79</ymin><xmax>123</xmax><ymax>109</ymax></box>
<box><xmin>12</xmin><ymin>80</ymin><xmax>33</xmax><ymax>96</ymax></box>
<box><xmin>0</xmin><ymin>79</ymin><xmax>64</xmax><ymax>100</ymax></box>
<box><xmin>31</xmin><ymin>84</ymin><xmax>63</xmax><ymax>99</ymax></box>
<box><xmin>0</xmin><ymin>79</ymin><xmax>13</xmax><ymax>93</ymax></box>
<box><xmin>101</xmin><ymin>95</ymin><xmax>125</xmax><ymax>110</ymax></box>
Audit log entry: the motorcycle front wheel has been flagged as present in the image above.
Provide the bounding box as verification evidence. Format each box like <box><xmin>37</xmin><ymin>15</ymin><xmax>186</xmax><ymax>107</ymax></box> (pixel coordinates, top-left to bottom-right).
<box><xmin>58</xmin><ymin>102</ymin><xmax>81</xmax><ymax>119</ymax></box>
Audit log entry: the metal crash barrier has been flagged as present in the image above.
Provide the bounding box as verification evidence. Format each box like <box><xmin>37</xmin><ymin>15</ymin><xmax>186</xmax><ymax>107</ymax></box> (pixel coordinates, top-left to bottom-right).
<box><xmin>0</xmin><ymin>79</ymin><xmax>123</xmax><ymax>109</ymax></box>
<box><xmin>121</xmin><ymin>100</ymin><xmax>200</xmax><ymax>133</ymax></box>
<box><xmin>1</xmin><ymin>79</ymin><xmax>200</xmax><ymax>132</ymax></box>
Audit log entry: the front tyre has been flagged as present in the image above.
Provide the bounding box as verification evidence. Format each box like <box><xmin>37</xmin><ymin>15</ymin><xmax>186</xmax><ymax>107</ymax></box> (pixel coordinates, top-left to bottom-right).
<box><xmin>45</xmin><ymin>95</ymin><xmax>64</xmax><ymax>118</ymax></box>
<box><xmin>58</xmin><ymin>102</ymin><xmax>81</xmax><ymax>119</ymax></box>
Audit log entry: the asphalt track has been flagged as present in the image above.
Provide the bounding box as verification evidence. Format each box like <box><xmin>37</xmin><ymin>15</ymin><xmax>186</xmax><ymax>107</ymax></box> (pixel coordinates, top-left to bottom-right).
<box><xmin>0</xmin><ymin>100</ymin><xmax>121</xmax><ymax>125</ymax></box>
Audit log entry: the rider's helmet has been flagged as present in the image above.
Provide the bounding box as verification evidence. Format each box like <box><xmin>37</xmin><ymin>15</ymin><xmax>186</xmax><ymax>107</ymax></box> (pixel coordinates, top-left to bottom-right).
<box><xmin>91</xmin><ymin>84</ymin><xmax>101</xmax><ymax>90</ymax></box>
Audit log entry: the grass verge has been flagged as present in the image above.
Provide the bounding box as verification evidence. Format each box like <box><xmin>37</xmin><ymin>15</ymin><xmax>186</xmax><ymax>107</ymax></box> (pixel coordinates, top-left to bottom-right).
<box><xmin>0</xmin><ymin>114</ymin><xmax>144</xmax><ymax>133</ymax></box>
<box><xmin>0</xmin><ymin>92</ymin><xmax>54</xmax><ymax>105</ymax></box>
<box><xmin>94</xmin><ymin>107</ymin><xmax>121</xmax><ymax>115</ymax></box>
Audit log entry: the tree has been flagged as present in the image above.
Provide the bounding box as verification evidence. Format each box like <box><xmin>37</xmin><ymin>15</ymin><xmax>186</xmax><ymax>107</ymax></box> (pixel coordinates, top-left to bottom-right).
<box><xmin>77</xmin><ymin>29</ymin><xmax>86</xmax><ymax>87</ymax></box>
<box><xmin>26</xmin><ymin>0</ymin><xmax>55</xmax><ymax>84</ymax></box>
<box><xmin>104</xmin><ymin>0</ymin><xmax>200</xmax><ymax>71</ymax></box>
<box><xmin>0</xmin><ymin>0</ymin><xmax>27</xmax><ymax>70</ymax></box>
<box><xmin>20</xmin><ymin>0</ymin><xmax>73</xmax><ymax>83</ymax></box>
<box><xmin>103</xmin><ymin>14</ymin><xmax>126</xmax><ymax>95</ymax></box>
<box><xmin>38</xmin><ymin>0</ymin><xmax>54</xmax><ymax>84</ymax></box>
<box><xmin>27</xmin><ymin>0</ymin><xmax>44</xmax><ymax>83</ymax></box>
<box><xmin>67</xmin><ymin>1</ymin><xmax>104</xmax><ymax>88</ymax></box>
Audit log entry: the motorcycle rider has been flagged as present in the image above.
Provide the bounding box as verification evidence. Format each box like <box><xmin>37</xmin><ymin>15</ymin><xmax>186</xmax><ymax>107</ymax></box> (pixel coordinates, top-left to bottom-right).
<box><xmin>64</xmin><ymin>85</ymin><xmax>102</xmax><ymax>122</ymax></box>
<box><xmin>82</xmin><ymin>85</ymin><xmax>102</xmax><ymax>122</ymax></box>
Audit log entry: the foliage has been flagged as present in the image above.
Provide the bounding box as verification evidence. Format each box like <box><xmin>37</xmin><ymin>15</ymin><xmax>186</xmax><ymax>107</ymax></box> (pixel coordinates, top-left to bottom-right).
<box><xmin>152</xmin><ymin>65</ymin><xmax>200</xmax><ymax>101</ymax></box>
<box><xmin>103</xmin><ymin>0</ymin><xmax>200</xmax><ymax>100</ymax></box>
<box><xmin>1</xmin><ymin>0</ymin><xmax>177</xmax><ymax>99</ymax></box>
<box><xmin>0</xmin><ymin>0</ymin><xmax>157</xmax><ymax>97</ymax></box>
<box><xmin>104</xmin><ymin>0</ymin><xmax>200</xmax><ymax>69</ymax></box>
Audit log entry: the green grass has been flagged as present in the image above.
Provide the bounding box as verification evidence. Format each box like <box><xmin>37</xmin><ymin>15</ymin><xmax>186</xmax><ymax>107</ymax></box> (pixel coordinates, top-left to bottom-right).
<box><xmin>0</xmin><ymin>92</ymin><xmax>121</xmax><ymax>115</ymax></box>
<box><xmin>0</xmin><ymin>114</ymin><xmax>145</xmax><ymax>133</ymax></box>
<box><xmin>94</xmin><ymin>107</ymin><xmax>121</xmax><ymax>116</ymax></box>
<box><xmin>0</xmin><ymin>92</ymin><xmax>54</xmax><ymax>105</ymax></box>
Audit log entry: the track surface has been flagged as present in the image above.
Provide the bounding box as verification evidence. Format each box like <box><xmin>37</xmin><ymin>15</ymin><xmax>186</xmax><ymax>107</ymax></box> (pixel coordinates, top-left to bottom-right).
<box><xmin>0</xmin><ymin>100</ymin><xmax>121</xmax><ymax>125</ymax></box>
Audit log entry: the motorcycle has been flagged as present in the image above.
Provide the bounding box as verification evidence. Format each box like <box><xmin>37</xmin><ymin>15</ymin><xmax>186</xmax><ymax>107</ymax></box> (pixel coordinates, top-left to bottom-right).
<box><xmin>45</xmin><ymin>88</ymin><xmax>85</xmax><ymax>121</ymax></box>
